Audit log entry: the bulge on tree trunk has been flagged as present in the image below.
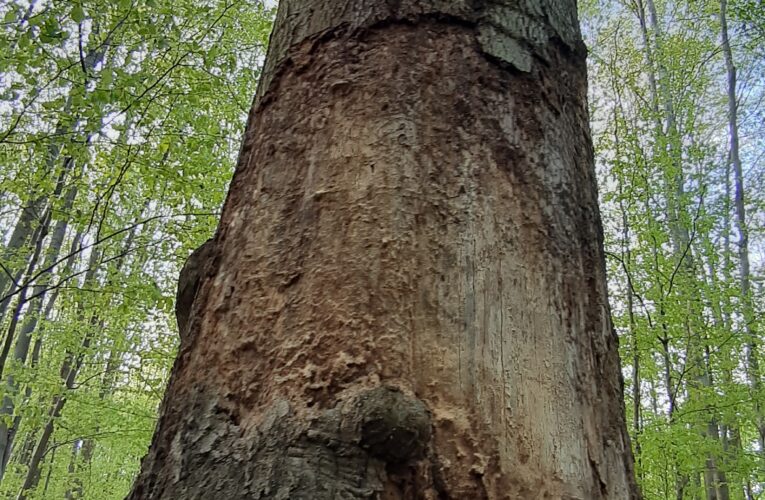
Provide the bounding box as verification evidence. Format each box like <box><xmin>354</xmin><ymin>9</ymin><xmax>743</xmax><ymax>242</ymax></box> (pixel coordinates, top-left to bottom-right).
<box><xmin>175</xmin><ymin>238</ymin><xmax>214</xmax><ymax>341</ymax></box>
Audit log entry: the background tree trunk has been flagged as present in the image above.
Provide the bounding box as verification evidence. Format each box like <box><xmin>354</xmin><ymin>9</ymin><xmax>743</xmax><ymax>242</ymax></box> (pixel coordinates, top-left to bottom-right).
<box><xmin>130</xmin><ymin>1</ymin><xmax>639</xmax><ymax>498</ymax></box>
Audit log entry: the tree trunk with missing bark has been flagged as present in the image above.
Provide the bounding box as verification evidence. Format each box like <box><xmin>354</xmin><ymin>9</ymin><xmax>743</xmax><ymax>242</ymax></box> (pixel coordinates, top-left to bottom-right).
<box><xmin>129</xmin><ymin>1</ymin><xmax>639</xmax><ymax>498</ymax></box>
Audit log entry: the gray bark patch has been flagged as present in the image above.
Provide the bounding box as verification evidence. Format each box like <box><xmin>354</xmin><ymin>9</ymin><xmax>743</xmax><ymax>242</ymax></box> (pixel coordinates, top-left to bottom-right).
<box><xmin>130</xmin><ymin>387</ymin><xmax>432</xmax><ymax>499</ymax></box>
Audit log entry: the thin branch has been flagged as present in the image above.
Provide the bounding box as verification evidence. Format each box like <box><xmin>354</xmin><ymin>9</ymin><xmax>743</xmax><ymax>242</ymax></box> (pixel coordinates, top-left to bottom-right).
<box><xmin>0</xmin><ymin>212</ymin><xmax>218</xmax><ymax>305</ymax></box>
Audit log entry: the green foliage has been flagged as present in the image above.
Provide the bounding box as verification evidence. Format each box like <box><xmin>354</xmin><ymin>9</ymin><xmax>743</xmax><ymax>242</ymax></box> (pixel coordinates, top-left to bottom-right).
<box><xmin>584</xmin><ymin>0</ymin><xmax>765</xmax><ymax>497</ymax></box>
<box><xmin>0</xmin><ymin>0</ymin><xmax>274</xmax><ymax>497</ymax></box>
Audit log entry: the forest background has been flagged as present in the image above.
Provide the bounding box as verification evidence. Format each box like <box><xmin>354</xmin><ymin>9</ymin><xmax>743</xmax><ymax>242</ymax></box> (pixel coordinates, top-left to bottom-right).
<box><xmin>0</xmin><ymin>0</ymin><xmax>761</xmax><ymax>498</ymax></box>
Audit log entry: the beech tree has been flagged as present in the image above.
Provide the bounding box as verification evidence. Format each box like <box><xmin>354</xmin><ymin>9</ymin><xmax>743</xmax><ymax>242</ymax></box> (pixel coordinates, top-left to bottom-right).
<box><xmin>129</xmin><ymin>0</ymin><xmax>638</xmax><ymax>498</ymax></box>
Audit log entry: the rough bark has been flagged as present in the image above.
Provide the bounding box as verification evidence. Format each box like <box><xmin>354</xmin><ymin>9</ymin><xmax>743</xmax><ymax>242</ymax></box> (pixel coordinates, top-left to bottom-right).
<box><xmin>131</xmin><ymin>1</ymin><xmax>638</xmax><ymax>498</ymax></box>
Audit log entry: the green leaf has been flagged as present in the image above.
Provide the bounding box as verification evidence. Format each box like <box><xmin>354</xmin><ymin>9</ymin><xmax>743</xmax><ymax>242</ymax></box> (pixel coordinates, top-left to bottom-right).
<box><xmin>72</xmin><ymin>5</ymin><xmax>86</xmax><ymax>23</ymax></box>
<box><xmin>3</xmin><ymin>9</ymin><xmax>18</xmax><ymax>23</ymax></box>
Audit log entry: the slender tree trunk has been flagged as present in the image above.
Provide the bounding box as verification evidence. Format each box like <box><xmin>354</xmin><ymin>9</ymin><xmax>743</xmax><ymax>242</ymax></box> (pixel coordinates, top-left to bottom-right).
<box><xmin>10</xmin><ymin>231</ymin><xmax>85</xmax><ymax>468</ymax></box>
<box><xmin>0</xmin><ymin>123</ymin><xmax>73</xmax><ymax>324</ymax></box>
<box><xmin>18</xmin><ymin>397</ymin><xmax>68</xmax><ymax>499</ymax></box>
<box><xmin>0</xmin><ymin>184</ymin><xmax>78</xmax><ymax>481</ymax></box>
<box><xmin>62</xmin><ymin>341</ymin><xmax>123</xmax><ymax>499</ymax></box>
<box><xmin>0</xmin><ymin>159</ymin><xmax>74</xmax><ymax>378</ymax></box>
<box><xmin>0</xmin><ymin>217</ymin><xmax>49</xmax><ymax>380</ymax></box>
<box><xmin>17</xmin><ymin>215</ymin><xmax>140</xmax><ymax>497</ymax></box>
<box><xmin>66</xmin><ymin>336</ymin><xmax>140</xmax><ymax>495</ymax></box>
<box><xmin>624</xmin><ymin>218</ymin><xmax>642</xmax><ymax>478</ymax></box>
<box><xmin>64</xmin><ymin>441</ymin><xmax>82</xmax><ymax>500</ymax></box>
<box><xmin>67</xmin><ymin>219</ymin><xmax>146</xmax><ymax>497</ymax></box>
<box><xmin>0</xmin><ymin>202</ymin><xmax>47</xmax><ymax>321</ymax></box>
<box><xmin>611</xmin><ymin>87</ymin><xmax>642</xmax><ymax>481</ymax></box>
<box><xmin>719</xmin><ymin>0</ymin><xmax>763</xmax><ymax>457</ymax></box>
<box><xmin>130</xmin><ymin>1</ymin><xmax>638</xmax><ymax>498</ymax></box>
<box><xmin>0</xmin><ymin>29</ymin><xmax>109</xmax><ymax>324</ymax></box>
<box><xmin>16</xmin><ymin>252</ymin><xmax>101</xmax><ymax>498</ymax></box>
<box><xmin>638</xmin><ymin>2</ymin><xmax>730</xmax><ymax>498</ymax></box>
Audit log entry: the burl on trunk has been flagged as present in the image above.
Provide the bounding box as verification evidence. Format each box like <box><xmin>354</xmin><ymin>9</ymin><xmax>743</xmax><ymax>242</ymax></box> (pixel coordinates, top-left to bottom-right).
<box><xmin>130</xmin><ymin>1</ymin><xmax>639</xmax><ymax>498</ymax></box>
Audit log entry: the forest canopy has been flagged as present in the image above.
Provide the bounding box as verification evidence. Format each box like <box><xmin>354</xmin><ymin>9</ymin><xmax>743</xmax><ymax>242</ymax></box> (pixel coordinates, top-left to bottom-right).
<box><xmin>0</xmin><ymin>0</ymin><xmax>762</xmax><ymax>498</ymax></box>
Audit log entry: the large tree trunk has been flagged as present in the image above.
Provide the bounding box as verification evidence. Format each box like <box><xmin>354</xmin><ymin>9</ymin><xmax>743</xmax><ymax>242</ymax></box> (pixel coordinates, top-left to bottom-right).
<box><xmin>130</xmin><ymin>1</ymin><xmax>638</xmax><ymax>498</ymax></box>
